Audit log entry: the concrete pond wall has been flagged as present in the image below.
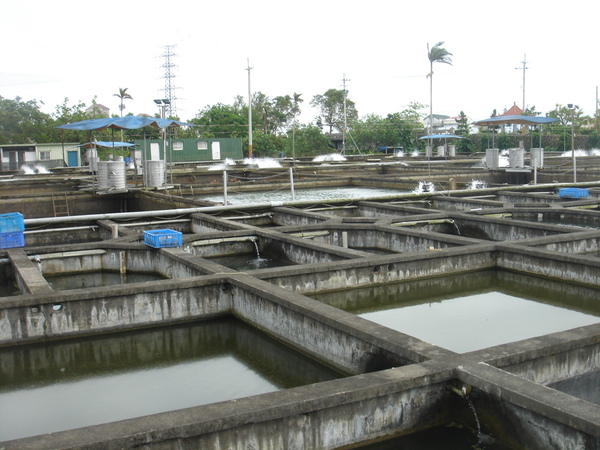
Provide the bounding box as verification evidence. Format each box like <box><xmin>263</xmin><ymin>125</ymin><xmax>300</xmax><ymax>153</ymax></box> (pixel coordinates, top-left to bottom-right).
<box><xmin>2</xmin><ymin>184</ymin><xmax>600</xmax><ymax>448</ymax></box>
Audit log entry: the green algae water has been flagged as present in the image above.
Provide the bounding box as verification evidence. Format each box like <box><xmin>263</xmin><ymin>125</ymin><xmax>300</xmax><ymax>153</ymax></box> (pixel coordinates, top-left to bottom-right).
<box><xmin>0</xmin><ymin>317</ymin><xmax>344</xmax><ymax>442</ymax></box>
<box><xmin>312</xmin><ymin>270</ymin><xmax>600</xmax><ymax>353</ymax></box>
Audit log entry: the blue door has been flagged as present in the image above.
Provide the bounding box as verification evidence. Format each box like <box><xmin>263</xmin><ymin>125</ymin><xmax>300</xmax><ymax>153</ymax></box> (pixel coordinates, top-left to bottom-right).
<box><xmin>67</xmin><ymin>151</ymin><xmax>78</xmax><ymax>167</ymax></box>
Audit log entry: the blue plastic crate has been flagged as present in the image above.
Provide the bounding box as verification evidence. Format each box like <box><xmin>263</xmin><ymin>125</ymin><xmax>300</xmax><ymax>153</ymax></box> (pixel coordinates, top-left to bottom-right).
<box><xmin>558</xmin><ymin>188</ymin><xmax>588</xmax><ymax>199</ymax></box>
<box><xmin>143</xmin><ymin>229</ymin><xmax>182</xmax><ymax>248</ymax></box>
<box><xmin>0</xmin><ymin>231</ymin><xmax>25</xmax><ymax>249</ymax></box>
<box><xmin>0</xmin><ymin>212</ymin><xmax>24</xmax><ymax>233</ymax></box>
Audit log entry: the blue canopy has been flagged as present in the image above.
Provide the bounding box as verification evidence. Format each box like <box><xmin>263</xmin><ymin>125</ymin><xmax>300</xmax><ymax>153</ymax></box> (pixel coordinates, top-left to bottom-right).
<box><xmin>154</xmin><ymin>118</ymin><xmax>195</xmax><ymax>128</ymax></box>
<box><xmin>96</xmin><ymin>141</ymin><xmax>135</xmax><ymax>148</ymax></box>
<box><xmin>473</xmin><ymin>115</ymin><xmax>559</xmax><ymax>126</ymax></box>
<box><xmin>420</xmin><ymin>134</ymin><xmax>464</xmax><ymax>140</ymax></box>
<box><xmin>55</xmin><ymin>116</ymin><xmax>194</xmax><ymax>131</ymax></box>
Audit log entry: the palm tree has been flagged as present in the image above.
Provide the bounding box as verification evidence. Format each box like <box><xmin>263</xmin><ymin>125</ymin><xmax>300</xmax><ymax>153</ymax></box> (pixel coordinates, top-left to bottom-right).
<box><xmin>113</xmin><ymin>87</ymin><xmax>133</xmax><ymax>143</ymax></box>
<box><xmin>113</xmin><ymin>87</ymin><xmax>133</xmax><ymax>117</ymax></box>
<box><xmin>427</xmin><ymin>42</ymin><xmax>452</xmax><ymax>135</ymax></box>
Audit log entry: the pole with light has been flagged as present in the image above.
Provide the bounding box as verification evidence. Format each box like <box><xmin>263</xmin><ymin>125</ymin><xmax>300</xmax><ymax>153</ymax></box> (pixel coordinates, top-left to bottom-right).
<box><xmin>154</xmin><ymin>99</ymin><xmax>170</xmax><ymax>185</ymax></box>
<box><xmin>568</xmin><ymin>104</ymin><xmax>578</xmax><ymax>183</ymax></box>
<box><xmin>246</xmin><ymin>59</ymin><xmax>253</xmax><ymax>158</ymax></box>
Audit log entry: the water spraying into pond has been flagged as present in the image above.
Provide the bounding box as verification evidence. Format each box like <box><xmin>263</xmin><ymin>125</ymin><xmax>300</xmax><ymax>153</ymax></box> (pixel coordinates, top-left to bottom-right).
<box><xmin>312</xmin><ymin>153</ymin><xmax>347</xmax><ymax>163</ymax></box>
<box><xmin>34</xmin><ymin>164</ymin><xmax>51</xmax><ymax>174</ymax></box>
<box><xmin>243</xmin><ymin>157</ymin><xmax>282</xmax><ymax>168</ymax></box>
<box><xmin>20</xmin><ymin>164</ymin><xmax>51</xmax><ymax>174</ymax></box>
<box><xmin>413</xmin><ymin>181</ymin><xmax>436</xmax><ymax>194</ymax></box>
<box><xmin>560</xmin><ymin>149</ymin><xmax>600</xmax><ymax>157</ymax></box>
<box><xmin>247</xmin><ymin>238</ymin><xmax>270</xmax><ymax>269</ymax></box>
<box><xmin>467</xmin><ymin>179</ymin><xmax>488</xmax><ymax>190</ymax></box>
<box><xmin>208</xmin><ymin>158</ymin><xmax>237</xmax><ymax>171</ymax></box>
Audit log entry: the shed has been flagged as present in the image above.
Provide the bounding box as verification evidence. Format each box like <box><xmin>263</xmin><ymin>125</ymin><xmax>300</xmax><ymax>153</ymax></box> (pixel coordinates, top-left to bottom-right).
<box><xmin>135</xmin><ymin>137</ymin><xmax>243</xmax><ymax>163</ymax></box>
<box><xmin>0</xmin><ymin>142</ymin><xmax>81</xmax><ymax>171</ymax></box>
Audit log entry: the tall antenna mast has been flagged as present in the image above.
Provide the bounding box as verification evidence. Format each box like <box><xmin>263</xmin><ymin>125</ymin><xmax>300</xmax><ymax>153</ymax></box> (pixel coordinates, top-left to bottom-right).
<box><xmin>515</xmin><ymin>54</ymin><xmax>528</xmax><ymax>112</ymax></box>
<box><xmin>161</xmin><ymin>45</ymin><xmax>179</xmax><ymax>117</ymax></box>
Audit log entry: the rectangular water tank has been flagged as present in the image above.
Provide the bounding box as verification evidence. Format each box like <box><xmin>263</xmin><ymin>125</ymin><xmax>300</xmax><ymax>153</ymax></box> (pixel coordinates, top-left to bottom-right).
<box><xmin>485</xmin><ymin>149</ymin><xmax>500</xmax><ymax>169</ymax></box>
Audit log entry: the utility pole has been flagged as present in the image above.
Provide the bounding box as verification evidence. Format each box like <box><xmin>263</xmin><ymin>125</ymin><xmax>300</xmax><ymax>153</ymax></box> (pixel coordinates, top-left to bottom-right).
<box><xmin>568</xmin><ymin>103</ymin><xmax>579</xmax><ymax>183</ymax></box>
<box><xmin>515</xmin><ymin>54</ymin><xmax>528</xmax><ymax>112</ymax></box>
<box><xmin>246</xmin><ymin>59</ymin><xmax>253</xmax><ymax>158</ymax></box>
<box><xmin>341</xmin><ymin>74</ymin><xmax>350</xmax><ymax>154</ymax></box>
<box><xmin>596</xmin><ymin>86</ymin><xmax>600</xmax><ymax>133</ymax></box>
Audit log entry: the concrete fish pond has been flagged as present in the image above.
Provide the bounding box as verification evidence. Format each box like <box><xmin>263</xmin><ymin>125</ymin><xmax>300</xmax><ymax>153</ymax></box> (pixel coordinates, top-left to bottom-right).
<box><xmin>311</xmin><ymin>270</ymin><xmax>600</xmax><ymax>353</ymax></box>
<box><xmin>2</xmin><ymin>180</ymin><xmax>600</xmax><ymax>448</ymax></box>
<box><xmin>0</xmin><ymin>318</ymin><xmax>344</xmax><ymax>441</ymax></box>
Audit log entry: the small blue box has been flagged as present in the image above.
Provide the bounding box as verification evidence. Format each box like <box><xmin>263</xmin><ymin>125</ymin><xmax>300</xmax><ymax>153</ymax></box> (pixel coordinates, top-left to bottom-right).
<box><xmin>558</xmin><ymin>188</ymin><xmax>588</xmax><ymax>199</ymax></box>
<box><xmin>0</xmin><ymin>212</ymin><xmax>24</xmax><ymax>233</ymax></box>
<box><xmin>0</xmin><ymin>231</ymin><xmax>25</xmax><ymax>249</ymax></box>
<box><xmin>143</xmin><ymin>229</ymin><xmax>182</xmax><ymax>248</ymax></box>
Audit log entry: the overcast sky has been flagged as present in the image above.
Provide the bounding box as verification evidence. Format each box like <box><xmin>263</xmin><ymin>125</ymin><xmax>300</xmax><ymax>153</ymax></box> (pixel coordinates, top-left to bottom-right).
<box><xmin>1</xmin><ymin>0</ymin><xmax>598</xmax><ymax>126</ymax></box>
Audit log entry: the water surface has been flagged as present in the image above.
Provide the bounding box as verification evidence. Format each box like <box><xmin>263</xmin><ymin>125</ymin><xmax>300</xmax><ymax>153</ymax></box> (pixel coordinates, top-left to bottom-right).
<box><xmin>202</xmin><ymin>187</ymin><xmax>411</xmax><ymax>205</ymax></box>
<box><xmin>0</xmin><ymin>317</ymin><xmax>344</xmax><ymax>441</ymax></box>
<box><xmin>312</xmin><ymin>270</ymin><xmax>600</xmax><ymax>353</ymax></box>
<box><xmin>207</xmin><ymin>253</ymin><xmax>294</xmax><ymax>271</ymax></box>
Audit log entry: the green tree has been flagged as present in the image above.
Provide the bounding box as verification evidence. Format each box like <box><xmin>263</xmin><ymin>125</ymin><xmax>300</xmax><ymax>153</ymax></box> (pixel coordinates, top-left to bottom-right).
<box><xmin>113</xmin><ymin>88</ymin><xmax>133</xmax><ymax>117</ymax></box>
<box><xmin>310</xmin><ymin>89</ymin><xmax>358</xmax><ymax>133</ymax></box>
<box><xmin>272</xmin><ymin>95</ymin><xmax>294</xmax><ymax>133</ymax></box>
<box><xmin>49</xmin><ymin>97</ymin><xmax>90</xmax><ymax>143</ymax></box>
<box><xmin>349</xmin><ymin>102</ymin><xmax>425</xmax><ymax>153</ymax></box>
<box><xmin>0</xmin><ymin>96</ymin><xmax>52</xmax><ymax>144</ymax></box>
<box><xmin>585</xmin><ymin>131</ymin><xmax>600</xmax><ymax>150</ymax></box>
<box><xmin>427</xmin><ymin>41</ymin><xmax>452</xmax><ymax>135</ymax></box>
<box><xmin>456</xmin><ymin>111</ymin><xmax>470</xmax><ymax>136</ymax></box>
<box><xmin>350</xmin><ymin>114</ymin><xmax>385</xmax><ymax>152</ymax></box>
<box><xmin>191</xmin><ymin>103</ymin><xmax>247</xmax><ymax>138</ymax></box>
<box><xmin>455</xmin><ymin>111</ymin><xmax>475</xmax><ymax>152</ymax></box>
<box><xmin>522</xmin><ymin>105</ymin><xmax>540</xmax><ymax>117</ymax></box>
<box><xmin>284</xmin><ymin>123</ymin><xmax>333</xmax><ymax>156</ymax></box>
<box><xmin>243</xmin><ymin>131</ymin><xmax>284</xmax><ymax>158</ymax></box>
<box><xmin>547</xmin><ymin>104</ymin><xmax>582</xmax><ymax>127</ymax></box>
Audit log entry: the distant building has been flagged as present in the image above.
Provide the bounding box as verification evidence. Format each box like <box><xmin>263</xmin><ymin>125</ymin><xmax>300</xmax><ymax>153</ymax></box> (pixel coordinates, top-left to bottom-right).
<box><xmin>0</xmin><ymin>143</ymin><xmax>81</xmax><ymax>171</ymax></box>
<box><xmin>501</xmin><ymin>103</ymin><xmax>523</xmax><ymax>116</ymax></box>
<box><xmin>85</xmin><ymin>104</ymin><xmax>110</xmax><ymax>118</ymax></box>
<box><xmin>423</xmin><ymin>114</ymin><xmax>471</xmax><ymax>134</ymax></box>
<box><xmin>134</xmin><ymin>137</ymin><xmax>243</xmax><ymax>163</ymax></box>
<box><xmin>501</xmin><ymin>103</ymin><xmax>524</xmax><ymax>133</ymax></box>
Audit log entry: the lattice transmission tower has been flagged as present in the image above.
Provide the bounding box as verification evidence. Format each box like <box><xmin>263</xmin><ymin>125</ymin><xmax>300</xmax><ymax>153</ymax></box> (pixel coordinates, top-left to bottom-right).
<box><xmin>160</xmin><ymin>45</ymin><xmax>179</xmax><ymax>117</ymax></box>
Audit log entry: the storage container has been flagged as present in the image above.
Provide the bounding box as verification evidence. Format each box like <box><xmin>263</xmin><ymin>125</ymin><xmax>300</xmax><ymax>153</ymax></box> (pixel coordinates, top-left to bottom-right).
<box><xmin>143</xmin><ymin>229</ymin><xmax>182</xmax><ymax>248</ymax></box>
<box><xmin>0</xmin><ymin>231</ymin><xmax>25</xmax><ymax>249</ymax></box>
<box><xmin>558</xmin><ymin>188</ymin><xmax>588</xmax><ymax>199</ymax></box>
<box><xmin>0</xmin><ymin>212</ymin><xmax>24</xmax><ymax>233</ymax></box>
